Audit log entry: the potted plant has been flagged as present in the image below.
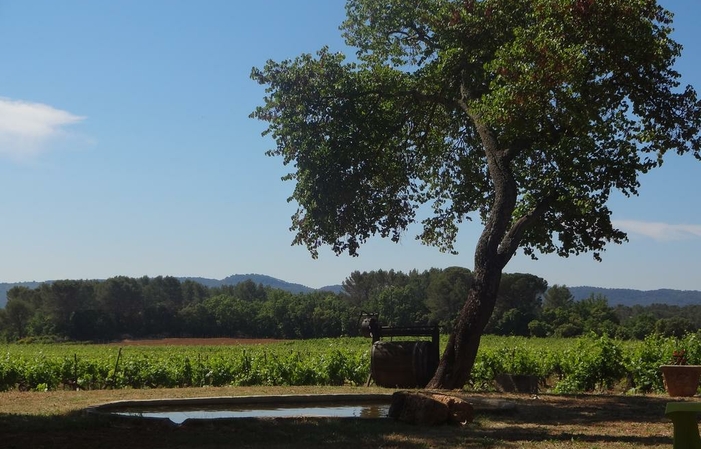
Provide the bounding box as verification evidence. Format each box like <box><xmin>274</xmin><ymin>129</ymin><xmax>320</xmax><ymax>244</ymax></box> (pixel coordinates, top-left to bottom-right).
<box><xmin>660</xmin><ymin>350</ymin><xmax>701</xmax><ymax>397</ymax></box>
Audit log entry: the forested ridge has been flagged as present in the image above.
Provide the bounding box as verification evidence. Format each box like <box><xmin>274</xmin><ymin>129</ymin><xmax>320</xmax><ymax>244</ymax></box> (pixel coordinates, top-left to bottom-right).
<box><xmin>4</xmin><ymin>277</ymin><xmax>699</xmax><ymax>311</ymax></box>
<box><xmin>568</xmin><ymin>286</ymin><xmax>701</xmax><ymax>306</ymax></box>
<box><xmin>1</xmin><ymin>268</ymin><xmax>699</xmax><ymax>342</ymax></box>
<box><xmin>0</xmin><ymin>274</ymin><xmax>343</xmax><ymax>309</ymax></box>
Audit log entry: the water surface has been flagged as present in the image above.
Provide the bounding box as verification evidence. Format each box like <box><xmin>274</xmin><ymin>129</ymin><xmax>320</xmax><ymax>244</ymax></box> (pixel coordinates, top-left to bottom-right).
<box><xmin>114</xmin><ymin>402</ymin><xmax>390</xmax><ymax>424</ymax></box>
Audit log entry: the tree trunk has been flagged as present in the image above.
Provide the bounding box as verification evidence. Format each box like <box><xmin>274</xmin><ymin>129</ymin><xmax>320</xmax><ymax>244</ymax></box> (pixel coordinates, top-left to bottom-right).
<box><xmin>426</xmin><ymin>114</ymin><xmax>520</xmax><ymax>390</ymax></box>
<box><xmin>426</xmin><ymin>262</ymin><xmax>503</xmax><ymax>389</ymax></box>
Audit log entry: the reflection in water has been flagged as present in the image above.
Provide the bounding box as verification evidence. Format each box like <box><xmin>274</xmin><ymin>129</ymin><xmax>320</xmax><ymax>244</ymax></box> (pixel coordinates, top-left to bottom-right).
<box><xmin>114</xmin><ymin>402</ymin><xmax>390</xmax><ymax>424</ymax></box>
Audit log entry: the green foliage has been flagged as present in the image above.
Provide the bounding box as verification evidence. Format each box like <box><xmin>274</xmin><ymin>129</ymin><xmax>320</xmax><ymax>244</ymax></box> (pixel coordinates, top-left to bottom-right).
<box><xmin>553</xmin><ymin>335</ymin><xmax>627</xmax><ymax>393</ymax></box>
<box><xmin>252</xmin><ymin>0</ymin><xmax>701</xmax><ymax>264</ymax></box>
<box><xmin>543</xmin><ymin>285</ymin><xmax>575</xmax><ymax>310</ymax></box>
<box><xmin>4</xmin><ymin>334</ymin><xmax>701</xmax><ymax>394</ymax></box>
<box><xmin>3</xmin><ymin>273</ymin><xmax>701</xmax><ymax>346</ymax></box>
<box><xmin>485</xmin><ymin>273</ymin><xmax>547</xmax><ymax>336</ymax></box>
<box><xmin>425</xmin><ymin>267</ymin><xmax>473</xmax><ymax>333</ymax></box>
<box><xmin>470</xmin><ymin>337</ymin><xmax>555</xmax><ymax>389</ymax></box>
<box><xmin>527</xmin><ymin>320</ymin><xmax>549</xmax><ymax>338</ymax></box>
<box><xmin>252</xmin><ymin>0</ymin><xmax>701</xmax><ymax>388</ymax></box>
<box><xmin>535</xmin><ymin>288</ymin><xmax>625</xmax><ymax>339</ymax></box>
<box><xmin>655</xmin><ymin>317</ymin><xmax>696</xmax><ymax>338</ymax></box>
<box><xmin>0</xmin><ymin>339</ymin><xmax>371</xmax><ymax>391</ymax></box>
<box><xmin>554</xmin><ymin>323</ymin><xmax>582</xmax><ymax>338</ymax></box>
<box><xmin>621</xmin><ymin>333</ymin><xmax>701</xmax><ymax>393</ymax></box>
<box><xmin>625</xmin><ymin>334</ymin><xmax>674</xmax><ymax>393</ymax></box>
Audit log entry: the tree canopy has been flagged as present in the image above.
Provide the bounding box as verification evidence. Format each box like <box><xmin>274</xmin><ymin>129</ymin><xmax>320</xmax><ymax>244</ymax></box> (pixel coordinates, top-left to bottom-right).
<box><xmin>253</xmin><ymin>0</ymin><xmax>700</xmax><ymax>261</ymax></box>
<box><xmin>4</xmin><ymin>272</ymin><xmax>701</xmax><ymax>344</ymax></box>
<box><xmin>251</xmin><ymin>0</ymin><xmax>701</xmax><ymax>388</ymax></box>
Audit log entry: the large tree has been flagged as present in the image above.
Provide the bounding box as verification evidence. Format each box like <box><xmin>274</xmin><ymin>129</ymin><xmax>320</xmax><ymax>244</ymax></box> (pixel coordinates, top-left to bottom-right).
<box><xmin>251</xmin><ymin>0</ymin><xmax>701</xmax><ymax>389</ymax></box>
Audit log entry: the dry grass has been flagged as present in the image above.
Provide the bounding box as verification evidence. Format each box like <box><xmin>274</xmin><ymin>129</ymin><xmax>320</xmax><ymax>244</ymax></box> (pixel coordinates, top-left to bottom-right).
<box><xmin>1</xmin><ymin>385</ymin><xmax>379</xmax><ymax>415</ymax></box>
<box><xmin>0</xmin><ymin>387</ymin><xmax>686</xmax><ymax>449</ymax></box>
<box><xmin>109</xmin><ymin>337</ymin><xmax>291</xmax><ymax>346</ymax></box>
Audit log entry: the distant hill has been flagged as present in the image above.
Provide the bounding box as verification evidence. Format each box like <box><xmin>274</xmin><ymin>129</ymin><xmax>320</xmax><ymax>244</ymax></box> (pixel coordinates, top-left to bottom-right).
<box><xmin>318</xmin><ymin>284</ymin><xmax>344</xmax><ymax>294</ymax></box>
<box><xmin>568</xmin><ymin>286</ymin><xmax>701</xmax><ymax>307</ymax></box>
<box><xmin>223</xmin><ymin>274</ymin><xmax>315</xmax><ymax>294</ymax></box>
<box><xmin>0</xmin><ymin>275</ymin><xmax>344</xmax><ymax>308</ymax></box>
<box><xmin>179</xmin><ymin>273</ymin><xmax>336</xmax><ymax>295</ymax></box>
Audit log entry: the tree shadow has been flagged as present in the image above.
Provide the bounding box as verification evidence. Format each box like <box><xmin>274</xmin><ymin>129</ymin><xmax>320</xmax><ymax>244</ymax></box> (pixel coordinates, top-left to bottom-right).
<box><xmin>490</xmin><ymin>394</ymin><xmax>671</xmax><ymax>425</ymax></box>
<box><xmin>0</xmin><ymin>394</ymin><xmax>679</xmax><ymax>449</ymax></box>
<box><xmin>463</xmin><ymin>393</ymin><xmax>675</xmax><ymax>447</ymax></box>
<box><xmin>1</xmin><ymin>413</ymin><xmax>453</xmax><ymax>449</ymax></box>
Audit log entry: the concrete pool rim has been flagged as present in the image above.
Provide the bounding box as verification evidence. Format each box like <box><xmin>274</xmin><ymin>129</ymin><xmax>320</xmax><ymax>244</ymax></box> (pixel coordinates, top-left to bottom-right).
<box><xmin>84</xmin><ymin>392</ymin><xmax>516</xmax><ymax>426</ymax></box>
<box><xmin>84</xmin><ymin>393</ymin><xmax>395</xmax><ymax>425</ymax></box>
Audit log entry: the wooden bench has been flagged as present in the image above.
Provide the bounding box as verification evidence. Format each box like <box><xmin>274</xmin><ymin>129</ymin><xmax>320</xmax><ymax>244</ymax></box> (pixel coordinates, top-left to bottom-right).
<box><xmin>666</xmin><ymin>402</ymin><xmax>701</xmax><ymax>449</ymax></box>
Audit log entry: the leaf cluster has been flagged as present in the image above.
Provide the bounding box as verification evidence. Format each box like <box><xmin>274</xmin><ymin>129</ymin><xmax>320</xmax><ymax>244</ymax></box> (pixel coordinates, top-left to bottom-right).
<box><xmin>251</xmin><ymin>0</ymin><xmax>701</xmax><ymax>262</ymax></box>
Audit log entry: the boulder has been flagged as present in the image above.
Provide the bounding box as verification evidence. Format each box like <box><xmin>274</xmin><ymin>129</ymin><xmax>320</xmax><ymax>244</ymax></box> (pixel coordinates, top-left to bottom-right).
<box><xmin>388</xmin><ymin>391</ymin><xmax>474</xmax><ymax>425</ymax></box>
<box><xmin>430</xmin><ymin>393</ymin><xmax>474</xmax><ymax>424</ymax></box>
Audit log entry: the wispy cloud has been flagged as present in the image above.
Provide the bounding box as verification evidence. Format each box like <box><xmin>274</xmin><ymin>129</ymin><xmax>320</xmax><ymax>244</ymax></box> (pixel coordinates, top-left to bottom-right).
<box><xmin>0</xmin><ymin>97</ymin><xmax>86</xmax><ymax>160</ymax></box>
<box><xmin>614</xmin><ymin>220</ymin><xmax>701</xmax><ymax>241</ymax></box>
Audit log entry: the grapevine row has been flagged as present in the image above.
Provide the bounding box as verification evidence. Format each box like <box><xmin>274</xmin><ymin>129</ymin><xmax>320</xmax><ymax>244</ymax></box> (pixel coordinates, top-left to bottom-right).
<box><xmin>1</xmin><ymin>334</ymin><xmax>698</xmax><ymax>393</ymax></box>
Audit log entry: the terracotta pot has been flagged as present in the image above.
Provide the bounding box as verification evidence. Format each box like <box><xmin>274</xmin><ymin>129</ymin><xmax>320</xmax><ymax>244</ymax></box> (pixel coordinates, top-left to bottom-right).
<box><xmin>660</xmin><ymin>365</ymin><xmax>701</xmax><ymax>397</ymax></box>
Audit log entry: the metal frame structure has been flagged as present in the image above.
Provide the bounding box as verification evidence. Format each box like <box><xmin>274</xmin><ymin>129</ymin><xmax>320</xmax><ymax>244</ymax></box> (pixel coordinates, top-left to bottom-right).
<box><xmin>359</xmin><ymin>312</ymin><xmax>439</xmax><ymax>387</ymax></box>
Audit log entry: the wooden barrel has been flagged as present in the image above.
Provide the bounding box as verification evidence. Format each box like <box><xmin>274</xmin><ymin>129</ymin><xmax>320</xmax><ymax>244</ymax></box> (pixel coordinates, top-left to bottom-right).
<box><xmin>370</xmin><ymin>341</ymin><xmax>438</xmax><ymax>388</ymax></box>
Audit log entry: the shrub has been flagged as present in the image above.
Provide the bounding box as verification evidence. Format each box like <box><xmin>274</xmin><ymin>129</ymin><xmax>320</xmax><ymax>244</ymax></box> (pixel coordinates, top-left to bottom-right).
<box><xmin>554</xmin><ymin>335</ymin><xmax>626</xmax><ymax>393</ymax></box>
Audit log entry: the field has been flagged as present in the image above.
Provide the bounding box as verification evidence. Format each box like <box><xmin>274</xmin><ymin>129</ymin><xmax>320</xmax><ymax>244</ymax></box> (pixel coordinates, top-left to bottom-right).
<box><xmin>1</xmin><ymin>336</ymin><xmax>693</xmax><ymax>448</ymax></box>
<box><xmin>0</xmin><ymin>337</ymin><xmax>372</xmax><ymax>391</ymax></box>
<box><xmin>1</xmin><ymin>334</ymin><xmax>693</xmax><ymax>393</ymax></box>
<box><xmin>110</xmin><ymin>337</ymin><xmax>291</xmax><ymax>346</ymax></box>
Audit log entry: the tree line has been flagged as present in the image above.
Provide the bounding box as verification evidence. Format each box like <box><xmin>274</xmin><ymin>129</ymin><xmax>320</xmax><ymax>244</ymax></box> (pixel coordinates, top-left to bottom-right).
<box><xmin>0</xmin><ymin>268</ymin><xmax>699</xmax><ymax>342</ymax></box>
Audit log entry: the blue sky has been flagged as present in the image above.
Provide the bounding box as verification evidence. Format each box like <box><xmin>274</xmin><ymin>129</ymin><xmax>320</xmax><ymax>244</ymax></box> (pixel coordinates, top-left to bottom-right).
<box><xmin>1</xmin><ymin>0</ymin><xmax>700</xmax><ymax>291</ymax></box>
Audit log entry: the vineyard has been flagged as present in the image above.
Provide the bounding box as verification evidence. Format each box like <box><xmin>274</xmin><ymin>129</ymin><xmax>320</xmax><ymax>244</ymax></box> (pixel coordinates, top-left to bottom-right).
<box><xmin>2</xmin><ymin>334</ymin><xmax>700</xmax><ymax>394</ymax></box>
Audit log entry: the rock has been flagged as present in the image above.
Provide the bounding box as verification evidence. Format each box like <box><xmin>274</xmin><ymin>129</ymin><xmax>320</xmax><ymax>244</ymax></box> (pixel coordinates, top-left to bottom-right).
<box><xmin>388</xmin><ymin>391</ymin><xmax>474</xmax><ymax>425</ymax></box>
<box><xmin>430</xmin><ymin>393</ymin><xmax>474</xmax><ymax>424</ymax></box>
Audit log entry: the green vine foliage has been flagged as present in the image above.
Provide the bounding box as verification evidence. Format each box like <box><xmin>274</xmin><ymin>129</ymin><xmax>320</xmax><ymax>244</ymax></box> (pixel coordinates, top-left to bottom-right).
<box><xmin>624</xmin><ymin>333</ymin><xmax>701</xmax><ymax>393</ymax></box>
<box><xmin>553</xmin><ymin>335</ymin><xmax>626</xmax><ymax>393</ymax></box>
<box><xmin>2</xmin><ymin>335</ymin><xmax>700</xmax><ymax>393</ymax></box>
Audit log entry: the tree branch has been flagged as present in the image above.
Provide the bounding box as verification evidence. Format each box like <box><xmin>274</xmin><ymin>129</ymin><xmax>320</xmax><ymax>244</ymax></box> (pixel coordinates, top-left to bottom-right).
<box><xmin>315</xmin><ymin>87</ymin><xmax>457</xmax><ymax>110</ymax></box>
<box><xmin>385</xmin><ymin>24</ymin><xmax>438</xmax><ymax>51</ymax></box>
<box><xmin>497</xmin><ymin>194</ymin><xmax>555</xmax><ymax>263</ymax></box>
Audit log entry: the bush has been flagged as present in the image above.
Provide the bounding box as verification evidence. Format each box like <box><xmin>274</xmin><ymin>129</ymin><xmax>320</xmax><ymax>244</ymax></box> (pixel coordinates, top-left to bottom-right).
<box><xmin>554</xmin><ymin>323</ymin><xmax>582</xmax><ymax>338</ymax></box>
<box><xmin>554</xmin><ymin>335</ymin><xmax>626</xmax><ymax>393</ymax></box>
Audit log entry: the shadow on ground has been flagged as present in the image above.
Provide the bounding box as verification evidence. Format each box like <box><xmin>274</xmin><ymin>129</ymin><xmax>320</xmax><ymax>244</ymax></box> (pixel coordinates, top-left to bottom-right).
<box><xmin>2</xmin><ymin>394</ymin><xmax>676</xmax><ymax>449</ymax></box>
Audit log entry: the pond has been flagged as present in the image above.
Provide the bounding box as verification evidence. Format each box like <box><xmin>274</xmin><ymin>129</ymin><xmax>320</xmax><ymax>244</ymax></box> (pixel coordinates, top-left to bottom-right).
<box><xmin>87</xmin><ymin>394</ymin><xmax>393</xmax><ymax>425</ymax></box>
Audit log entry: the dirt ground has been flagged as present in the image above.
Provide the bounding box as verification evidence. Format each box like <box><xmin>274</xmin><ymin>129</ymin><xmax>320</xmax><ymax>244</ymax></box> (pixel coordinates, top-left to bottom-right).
<box><xmin>0</xmin><ymin>389</ymin><xmax>682</xmax><ymax>449</ymax></box>
<box><xmin>110</xmin><ymin>337</ymin><xmax>289</xmax><ymax>346</ymax></box>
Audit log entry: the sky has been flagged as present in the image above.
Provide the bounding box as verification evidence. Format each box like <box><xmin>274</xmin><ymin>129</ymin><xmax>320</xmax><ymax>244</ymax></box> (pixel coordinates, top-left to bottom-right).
<box><xmin>1</xmin><ymin>0</ymin><xmax>700</xmax><ymax>292</ymax></box>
